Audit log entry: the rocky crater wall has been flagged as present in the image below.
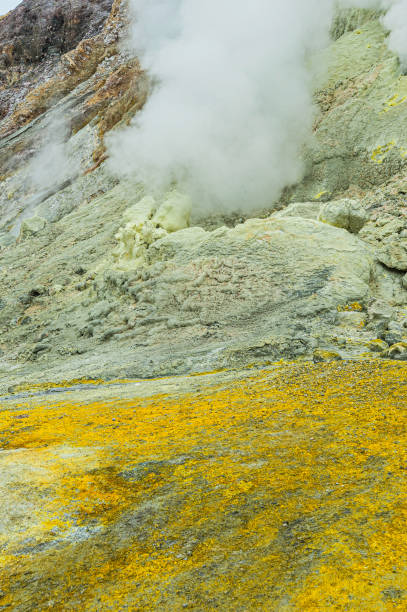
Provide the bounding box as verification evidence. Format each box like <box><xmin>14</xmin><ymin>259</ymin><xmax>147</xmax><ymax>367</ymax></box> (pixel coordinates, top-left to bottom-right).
<box><xmin>1</xmin><ymin>3</ymin><xmax>407</xmax><ymax>389</ymax></box>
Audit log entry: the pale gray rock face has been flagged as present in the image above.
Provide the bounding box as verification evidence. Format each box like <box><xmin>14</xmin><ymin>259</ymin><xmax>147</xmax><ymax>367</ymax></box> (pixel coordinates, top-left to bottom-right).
<box><xmin>0</xmin><ymin>191</ymin><xmax>399</xmax><ymax>390</ymax></box>
<box><xmin>367</xmin><ymin>300</ymin><xmax>395</xmax><ymax>324</ymax></box>
<box><xmin>330</xmin><ymin>8</ymin><xmax>382</xmax><ymax>41</ymax></box>
<box><xmin>272</xmin><ymin>201</ymin><xmax>322</xmax><ymax>221</ymax></box>
<box><xmin>291</xmin><ymin>16</ymin><xmax>407</xmax><ymax>203</ymax></box>
<box><xmin>2</xmin><ymin>7</ymin><xmax>407</xmax><ymax>390</ymax></box>
<box><xmin>19</xmin><ymin>216</ymin><xmax>46</xmax><ymax>238</ymax></box>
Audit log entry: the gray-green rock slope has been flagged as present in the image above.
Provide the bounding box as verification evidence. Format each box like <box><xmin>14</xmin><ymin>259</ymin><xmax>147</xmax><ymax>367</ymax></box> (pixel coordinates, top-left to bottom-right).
<box><xmin>2</xmin><ymin>9</ymin><xmax>407</xmax><ymax>390</ymax></box>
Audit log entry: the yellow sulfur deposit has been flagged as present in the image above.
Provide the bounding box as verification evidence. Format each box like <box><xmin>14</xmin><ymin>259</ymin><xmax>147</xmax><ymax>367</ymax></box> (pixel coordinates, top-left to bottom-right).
<box><xmin>382</xmin><ymin>94</ymin><xmax>407</xmax><ymax>113</ymax></box>
<box><xmin>0</xmin><ymin>361</ymin><xmax>406</xmax><ymax>610</ymax></box>
<box><xmin>371</xmin><ymin>141</ymin><xmax>396</xmax><ymax>164</ymax></box>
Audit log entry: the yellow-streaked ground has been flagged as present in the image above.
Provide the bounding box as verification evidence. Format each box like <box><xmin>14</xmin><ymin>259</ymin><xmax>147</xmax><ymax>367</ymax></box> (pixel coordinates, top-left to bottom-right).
<box><xmin>0</xmin><ymin>361</ymin><xmax>406</xmax><ymax>610</ymax></box>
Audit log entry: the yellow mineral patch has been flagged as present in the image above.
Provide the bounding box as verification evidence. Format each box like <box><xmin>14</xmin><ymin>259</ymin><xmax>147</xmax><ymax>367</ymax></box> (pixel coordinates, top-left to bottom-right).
<box><xmin>337</xmin><ymin>301</ymin><xmax>364</xmax><ymax>312</ymax></box>
<box><xmin>313</xmin><ymin>190</ymin><xmax>329</xmax><ymax>200</ymax></box>
<box><xmin>0</xmin><ymin>361</ymin><xmax>407</xmax><ymax>610</ymax></box>
<box><xmin>371</xmin><ymin>141</ymin><xmax>396</xmax><ymax>164</ymax></box>
<box><xmin>383</xmin><ymin>94</ymin><xmax>407</xmax><ymax>112</ymax></box>
<box><xmin>382</xmin><ymin>80</ymin><xmax>407</xmax><ymax>114</ymax></box>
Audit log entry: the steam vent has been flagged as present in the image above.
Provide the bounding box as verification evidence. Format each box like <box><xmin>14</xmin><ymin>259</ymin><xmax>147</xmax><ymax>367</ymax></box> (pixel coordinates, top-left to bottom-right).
<box><xmin>1</xmin><ymin>1</ymin><xmax>407</xmax><ymax>610</ymax></box>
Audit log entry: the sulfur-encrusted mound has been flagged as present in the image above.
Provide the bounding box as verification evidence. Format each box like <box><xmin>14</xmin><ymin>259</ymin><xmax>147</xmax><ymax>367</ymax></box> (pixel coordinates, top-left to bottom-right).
<box><xmin>112</xmin><ymin>191</ymin><xmax>192</xmax><ymax>269</ymax></box>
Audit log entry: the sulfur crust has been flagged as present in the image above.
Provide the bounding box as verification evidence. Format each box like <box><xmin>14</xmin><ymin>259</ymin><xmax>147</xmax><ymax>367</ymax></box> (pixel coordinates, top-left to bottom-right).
<box><xmin>0</xmin><ymin>360</ymin><xmax>406</xmax><ymax>610</ymax></box>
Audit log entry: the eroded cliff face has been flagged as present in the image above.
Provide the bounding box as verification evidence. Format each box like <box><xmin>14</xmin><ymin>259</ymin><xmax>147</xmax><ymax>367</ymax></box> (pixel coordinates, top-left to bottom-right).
<box><xmin>0</xmin><ymin>0</ymin><xmax>114</xmax><ymax>123</ymax></box>
<box><xmin>1</xmin><ymin>3</ymin><xmax>407</xmax><ymax>389</ymax></box>
<box><xmin>0</xmin><ymin>0</ymin><xmax>114</xmax><ymax>67</ymax></box>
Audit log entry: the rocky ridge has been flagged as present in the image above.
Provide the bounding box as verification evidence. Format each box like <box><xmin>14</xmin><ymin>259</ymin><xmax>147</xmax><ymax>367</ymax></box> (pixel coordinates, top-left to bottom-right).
<box><xmin>1</xmin><ymin>4</ymin><xmax>407</xmax><ymax>389</ymax></box>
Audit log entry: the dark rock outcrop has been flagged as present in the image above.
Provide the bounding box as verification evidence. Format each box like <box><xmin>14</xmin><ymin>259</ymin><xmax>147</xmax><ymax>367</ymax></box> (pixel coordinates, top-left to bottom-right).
<box><xmin>0</xmin><ymin>0</ymin><xmax>115</xmax><ymax>122</ymax></box>
<box><xmin>0</xmin><ymin>0</ymin><xmax>113</xmax><ymax>65</ymax></box>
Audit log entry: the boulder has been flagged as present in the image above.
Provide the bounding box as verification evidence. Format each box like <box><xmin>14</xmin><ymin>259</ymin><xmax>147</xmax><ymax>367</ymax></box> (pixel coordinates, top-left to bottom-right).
<box><xmin>318</xmin><ymin>199</ymin><xmax>367</xmax><ymax>234</ymax></box>
<box><xmin>367</xmin><ymin>339</ymin><xmax>388</xmax><ymax>353</ymax></box>
<box><xmin>313</xmin><ymin>349</ymin><xmax>342</xmax><ymax>363</ymax></box>
<box><xmin>377</xmin><ymin>240</ymin><xmax>407</xmax><ymax>271</ymax></box>
<box><xmin>140</xmin><ymin>215</ymin><xmax>376</xmax><ymax>366</ymax></box>
<box><xmin>148</xmin><ymin>227</ymin><xmax>208</xmax><ymax>262</ymax></box>
<box><xmin>381</xmin><ymin>342</ymin><xmax>407</xmax><ymax>360</ymax></box>
<box><xmin>383</xmin><ymin>331</ymin><xmax>403</xmax><ymax>346</ymax></box>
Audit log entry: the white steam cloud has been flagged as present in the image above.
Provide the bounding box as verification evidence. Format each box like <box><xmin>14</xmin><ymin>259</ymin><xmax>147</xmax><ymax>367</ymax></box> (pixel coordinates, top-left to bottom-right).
<box><xmin>107</xmin><ymin>0</ymin><xmax>407</xmax><ymax>212</ymax></box>
<box><xmin>382</xmin><ymin>1</ymin><xmax>407</xmax><ymax>69</ymax></box>
<box><xmin>27</xmin><ymin>112</ymin><xmax>79</xmax><ymax>194</ymax></box>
